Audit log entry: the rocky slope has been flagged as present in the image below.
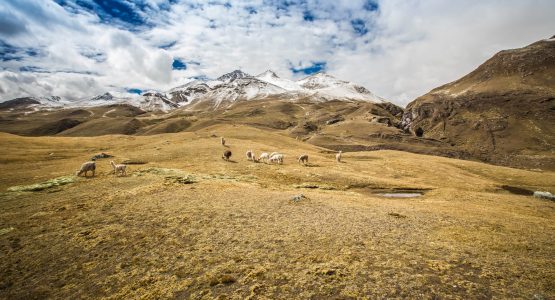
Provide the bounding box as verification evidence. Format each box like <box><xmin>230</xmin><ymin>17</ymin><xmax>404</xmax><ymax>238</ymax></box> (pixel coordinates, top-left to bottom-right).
<box><xmin>402</xmin><ymin>37</ymin><xmax>555</xmax><ymax>168</ymax></box>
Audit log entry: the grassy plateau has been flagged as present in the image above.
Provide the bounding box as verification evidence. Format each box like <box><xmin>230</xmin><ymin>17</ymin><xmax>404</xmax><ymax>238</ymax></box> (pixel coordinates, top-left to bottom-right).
<box><xmin>0</xmin><ymin>124</ymin><xmax>554</xmax><ymax>299</ymax></box>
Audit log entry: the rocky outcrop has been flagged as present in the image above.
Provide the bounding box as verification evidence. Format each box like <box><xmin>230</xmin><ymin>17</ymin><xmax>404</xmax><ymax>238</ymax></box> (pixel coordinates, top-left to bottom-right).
<box><xmin>402</xmin><ymin>37</ymin><xmax>555</xmax><ymax>169</ymax></box>
<box><xmin>0</xmin><ymin>97</ymin><xmax>41</xmax><ymax>110</ymax></box>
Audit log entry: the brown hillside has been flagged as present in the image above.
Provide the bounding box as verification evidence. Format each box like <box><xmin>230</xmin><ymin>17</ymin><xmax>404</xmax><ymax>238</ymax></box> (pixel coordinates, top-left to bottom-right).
<box><xmin>402</xmin><ymin>38</ymin><xmax>555</xmax><ymax>169</ymax></box>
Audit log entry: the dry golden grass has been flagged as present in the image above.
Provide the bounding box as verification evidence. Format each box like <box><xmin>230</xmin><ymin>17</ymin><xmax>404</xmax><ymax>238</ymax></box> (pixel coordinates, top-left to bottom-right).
<box><xmin>0</xmin><ymin>125</ymin><xmax>554</xmax><ymax>299</ymax></box>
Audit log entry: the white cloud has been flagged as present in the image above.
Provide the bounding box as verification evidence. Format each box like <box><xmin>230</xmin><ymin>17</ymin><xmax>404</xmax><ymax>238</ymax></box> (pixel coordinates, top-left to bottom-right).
<box><xmin>1</xmin><ymin>0</ymin><xmax>554</xmax><ymax>106</ymax></box>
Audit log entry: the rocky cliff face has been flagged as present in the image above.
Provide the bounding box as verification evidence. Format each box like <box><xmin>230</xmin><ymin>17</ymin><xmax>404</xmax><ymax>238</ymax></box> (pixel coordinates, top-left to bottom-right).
<box><xmin>402</xmin><ymin>37</ymin><xmax>555</xmax><ymax>168</ymax></box>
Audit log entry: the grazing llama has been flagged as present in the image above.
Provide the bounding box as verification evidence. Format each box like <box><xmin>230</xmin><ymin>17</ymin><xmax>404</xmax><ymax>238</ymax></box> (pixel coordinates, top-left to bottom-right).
<box><xmin>222</xmin><ymin>150</ymin><xmax>232</xmax><ymax>161</ymax></box>
<box><xmin>110</xmin><ymin>161</ymin><xmax>127</xmax><ymax>176</ymax></box>
<box><xmin>76</xmin><ymin>161</ymin><xmax>96</xmax><ymax>177</ymax></box>
<box><xmin>298</xmin><ymin>154</ymin><xmax>309</xmax><ymax>165</ymax></box>
<box><xmin>246</xmin><ymin>150</ymin><xmax>255</xmax><ymax>161</ymax></box>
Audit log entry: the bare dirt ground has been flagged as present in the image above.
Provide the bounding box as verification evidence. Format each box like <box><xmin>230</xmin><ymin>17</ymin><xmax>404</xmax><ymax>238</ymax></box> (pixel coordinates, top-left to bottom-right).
<box><xmin>0</xmin><ymin>124</ymin><xmax>554</xmax><ymax>299</ymax></box>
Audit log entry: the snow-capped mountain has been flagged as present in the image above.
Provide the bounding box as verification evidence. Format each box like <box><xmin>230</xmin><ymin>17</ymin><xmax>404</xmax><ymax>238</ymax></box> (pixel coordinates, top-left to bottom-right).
<box><xmin>140</xmin><ymin>91</ymin><xmax>179</xmax><ymax>111</ymax></box>
<box><xmin>297</xmin><ymin>73</ymin><xmax>386</xmax><ymax>102</ymax></box>
<box><xmin>216</xmin><ymin>69</ymin><xmax>251</xmax><ymax>82</ymax></box>
<box><xmin>69</xmin><ymin>91</ymin><xmax>178</xmax><ymax>112</ymax></box>
<box><xmin>0</xmin><ymin>69</ymin><xmax>387</xmax><ymax>112</ymax></box>
<box><xmin>90</xmin><ymin>92</ymin><xmax>115</xmax><ymax>102</ymax></box>
<box><xmin>167</xmin><ymin>70</ymin><xmax>287</xmax><ymax>108</ymax></box>
<box><xmin>0</xmin><ymin>96</ymin><xmax>70</xmax><ymax>111</ymax></box>
<box><xmin>166</xmin><ymin>70</ymin><xmax>385</xmax><ymax>109</ymax></box>
<box><xmin>255</xmin><ymin>70</ymin><xmax>302</xmax><ymax>91</ymax></box>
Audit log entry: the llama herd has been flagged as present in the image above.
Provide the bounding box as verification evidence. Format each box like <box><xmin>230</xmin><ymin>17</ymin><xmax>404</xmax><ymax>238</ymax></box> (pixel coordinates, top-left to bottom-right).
<box><xmin>75</xmin><ymin>160</ymin><xmax>126</xmax><ymax>177</ymax></box>
<box><xmin>75</xmin><ymin>135</ymin><xmax>343</xmax><ymax>177</ymax></box>
<box><xmin>220</xmin><ymin>137</ymin><xmax>342</xmax><ymax>166</ymax></box>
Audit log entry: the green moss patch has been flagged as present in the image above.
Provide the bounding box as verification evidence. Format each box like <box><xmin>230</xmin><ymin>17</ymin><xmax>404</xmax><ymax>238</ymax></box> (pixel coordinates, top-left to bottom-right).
<box><xmin>7</xmin><ymin>176</ymin><xmax>77</xmax><ymax>192</ymax></box>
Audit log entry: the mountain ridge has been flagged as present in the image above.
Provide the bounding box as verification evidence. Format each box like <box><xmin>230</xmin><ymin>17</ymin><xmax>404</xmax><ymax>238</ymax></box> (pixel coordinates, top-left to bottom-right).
<box><xmin>0</xmin><ymin>70</ymin><xmax>388</xmax><ymax>112</ymax></box>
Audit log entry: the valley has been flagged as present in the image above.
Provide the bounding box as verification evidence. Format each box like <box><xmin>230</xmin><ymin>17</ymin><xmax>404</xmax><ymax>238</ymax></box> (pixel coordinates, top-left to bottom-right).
<box><xmin>0</xmin><ymin>125</ymin><xmax>554</xmax><ymax>299</ymax></box>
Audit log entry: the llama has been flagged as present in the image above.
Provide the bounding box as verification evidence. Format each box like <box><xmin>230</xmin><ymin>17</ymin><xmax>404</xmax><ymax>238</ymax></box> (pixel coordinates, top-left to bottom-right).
<box><xmin>259</xmin><ymin>152</ymin><xmax>270</xmax><ymax>163</ymax></box>
<box><xmin>269</xmin><ymin>153</ymin><xmax>284</xmax><ymax>164</ymax></box>
<box><xmin>222</xmin><ymin>150</ymin><xmax>232</xmax><ymax>161</ymax></box>
<box><xmin>336</xmin><ymin>150</ymin><xmax>342</xmax><ymax>163</ymax></box>
<box><xmin>298</xmin><ymin>154</ymin><xmax>309</xmax><ymax>165</ymax></box>
<box><xmin>110</xmin><ymin>161</ymin><xmax>127</xmax><ymax>176</ymax></box>
<box><xmin>246</xmin><ymin>150</ymin><xmax>255</xmax><ymax>161</ymax></box>
<box><xmin>76</xmin><ymin>161</ymin><xmax>96</xmax><ymax>177</ymax></box>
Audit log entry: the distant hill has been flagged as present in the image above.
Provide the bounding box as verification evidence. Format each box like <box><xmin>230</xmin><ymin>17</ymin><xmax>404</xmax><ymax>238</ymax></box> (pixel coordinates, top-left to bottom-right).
<box><xmin>402</xmin><ymin>37</ymin><xmax>555</xmax><ymax>169</ymax></box>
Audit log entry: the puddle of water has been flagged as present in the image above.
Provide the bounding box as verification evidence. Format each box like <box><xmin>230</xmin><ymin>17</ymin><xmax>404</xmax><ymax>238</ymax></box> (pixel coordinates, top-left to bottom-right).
<box><xmin>378</xmin><ymin>193</ymin><xmax>422</xmax><ymax>198</ymax></box>
<box><xmin>356</xmin><ymin>187</ymin><xmax>430</xmax><ymax>198</ymax></box>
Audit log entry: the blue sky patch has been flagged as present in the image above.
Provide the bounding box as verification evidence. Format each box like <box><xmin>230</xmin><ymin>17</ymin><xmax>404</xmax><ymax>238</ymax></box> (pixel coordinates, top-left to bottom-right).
<box><xmin>0</xmin><ymin>42</ymin><xmax>21</xmax><ymax>61</ymax></box>
<box><xmin>245</xmin><ymin>6</ymin><xmax>257</xmax><ymax>14</ymax></box>
<box><xmin>364</xmin><ymin>1</ymin><xmax>379</xmax><ymax>11</ymax></box>
<box><xmin>303</xmin><ymin>10</ymin><xmax>314</xmax><ymax>22</ymax></box>
<box><xmin>0</xmin><ymin>42</ymin><xmax>42</xmax><ymax>62</ymax></box>
<box><xmin>127</xmin><ymin>88</ymin><xmax>142</xmax><ymax>94</ymax></box>
<box><xmin>290</xmin><ymin>61</ymin><xmax>327</xmax><ymax>75</ymax></box>
<box><xmin>19</xmin><ymin>66</ymin><xmax>44</xmax><ymax>72</ymax></box>
<box><xmin>351</xmin><ymin>19</ymin><xmax>368</xmax><ymax>36</ymax></box>
<box><xmin>56</xmin><ymin>0</ymin><xmax>152</xmax><ymax>29</ymax></box>
<box><xmin>172</xmin><ymin>59</ymin><xmax>187</xmax><ymax>70</ymax></box>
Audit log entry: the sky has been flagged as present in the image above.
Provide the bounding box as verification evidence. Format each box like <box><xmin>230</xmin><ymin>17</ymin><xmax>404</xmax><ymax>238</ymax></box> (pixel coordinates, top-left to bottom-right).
<box><xmin>0</xmin><ymin>0</ymin><xmax>554</xmax><ymax>106</ymax></box>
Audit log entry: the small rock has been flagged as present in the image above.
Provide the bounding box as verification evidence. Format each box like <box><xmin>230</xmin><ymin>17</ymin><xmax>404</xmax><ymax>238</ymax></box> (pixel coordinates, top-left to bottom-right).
<box><xmin>326</xmin><ymin>116</ymin><xmax>344</xmax><ymax>125</ymax></box>
<box><xmin>0</xmin><ymin>227</ymin><xmax>14</xmax><ymax>236</ymax></box>
<box><xmin>370</xmin><ymin>116</ymin><xmax>392</xmax><ymax>126</ymax></box>
<box><xmin>91</xmin><ymin>152</ymin><xmax>113</xmax><ymax>160</ymax></box>
<box><xmin>533</xmin><ymin>191</ymin><xmax>555</xmax><ymax>200</ymax></box>
<box><xmin>388</xmin><ymin>212</ymin><xmax>407</xmax><ymax>218</ymax></box>
<box><xmin>291</xmin><ymin>194</ymin><xmax>307</xmax><ymax>202</ymax></box>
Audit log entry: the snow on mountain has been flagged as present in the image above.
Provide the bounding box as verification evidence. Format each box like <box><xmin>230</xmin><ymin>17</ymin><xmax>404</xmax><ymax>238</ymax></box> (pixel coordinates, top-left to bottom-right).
<box><xmin>139</xmin><ymin>91</ymin><xmax>179</xmax><ymax>111</ymax></box>
<box><xmin>1</xmin><ymin>70</ymin><xmax>387</xmax><ymax>111</ymax></box>
<box><xmin>90</xmin><ymin>92</ymin><xmax>115</xmax><ymax>102</ymax></box>
<box><xmin>296</xmin><ymin>73</ymin><xmax>385</xmax><ymax>102</ymax></box>
<box><xmin>69</xmin><ymin>91</ymin><xmax>177</xmax><ymax>112</ymax></box>
<box><xmin>216</xmin><ymin>69</ymin><xmax>251</xmax><ymax>82</ymax></box>
<box><xmin>253</xmin><ymin>70</ymin><xmax>385</xmax><ymax>102</ymax></box>
<box><xmin>255</xmin><ymin>70</ymin><xmax>302</xmax><ymax>91</ymax></box>
<box><xmin>0</xmin><ymin>96</ymin><xmax>68</xmax><ymax>111</ymax></box>
<box><xmin>200</xmin><ymin>77</ymin><xmax>286</xmax><ymax>108</ymax></box>
<box><xmin>168</xmin><ymin>81</ymin><xmax>214</xmax><ymax>105</ymax></box>
<box><xmin>167</xmin><ymin>70</ymin><xmax>287</xmax><ymax>108</ymax></box>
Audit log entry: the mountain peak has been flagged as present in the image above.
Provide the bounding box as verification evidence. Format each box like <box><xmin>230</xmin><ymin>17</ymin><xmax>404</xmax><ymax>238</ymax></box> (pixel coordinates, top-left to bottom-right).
<box><xmin>91</xmin><ymin>92</ymin><xmax>113</xmax><ymax>101</ymax></box>
<box><xmin>217</xmin><ymin>70</ymin><xmax>251</xmax><ymax>82</ymax></box>
<box><xmin>257</xmin><ymin>70</ymin><xmax>279</xmax><ymax>78</ymax></box>
<box><xmin>306</xmin><ymin>72</ymin><xmax>334</xmax><ymax>78</ymax></box>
